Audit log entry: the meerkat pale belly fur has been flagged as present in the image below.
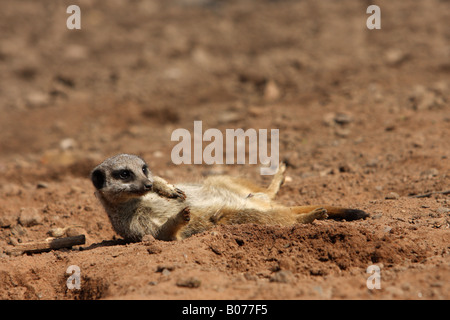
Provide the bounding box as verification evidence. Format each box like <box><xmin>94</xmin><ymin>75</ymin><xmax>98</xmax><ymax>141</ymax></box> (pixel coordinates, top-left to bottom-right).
<box><xmin>91</xmin><ymin>154</ymin><xmax>369</xmax><ymax>241</ymax></box>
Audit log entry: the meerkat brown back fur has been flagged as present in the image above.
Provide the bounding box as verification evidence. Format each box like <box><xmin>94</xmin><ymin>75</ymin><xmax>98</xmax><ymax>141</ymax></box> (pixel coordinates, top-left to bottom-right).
<box><xmin>91</xmin><ymin>154</ymin><xmax>369</xmax><ymax>241</ymax></box>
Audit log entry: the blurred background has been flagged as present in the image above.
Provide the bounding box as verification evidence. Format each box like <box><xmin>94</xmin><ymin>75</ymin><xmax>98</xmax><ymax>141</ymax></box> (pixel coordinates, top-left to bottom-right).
<box><xmin>0</xmin><ymin>0</ymin><xmax>448</xmax><ymax>182</ymax></box>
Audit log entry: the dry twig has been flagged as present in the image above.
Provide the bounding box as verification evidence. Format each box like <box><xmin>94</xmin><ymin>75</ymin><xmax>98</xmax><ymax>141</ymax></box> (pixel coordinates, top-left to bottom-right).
<box><xmin>7</xmin><ymin>235</ymin><xmax>85</xmax><ymax>255</ymax></box>
<box><xmin>409</xmin><ymin>190</ymin><xmax>450</xmax><ymax>198</ymax></box>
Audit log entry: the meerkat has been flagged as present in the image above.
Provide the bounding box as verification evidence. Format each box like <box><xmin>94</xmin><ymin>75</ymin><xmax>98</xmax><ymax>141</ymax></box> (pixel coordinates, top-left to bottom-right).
<box><xmin>91</xmin><ymin>154</ymin><xmax>369</xmax><ymax>241</ymax></box>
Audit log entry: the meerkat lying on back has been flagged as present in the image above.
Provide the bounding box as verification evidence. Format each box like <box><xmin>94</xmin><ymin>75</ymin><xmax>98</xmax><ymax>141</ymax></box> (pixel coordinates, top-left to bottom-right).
<box><xmin>91</xmin><ymin>154</ymin><xmax>369</xmax><ymax>241</ymax></box>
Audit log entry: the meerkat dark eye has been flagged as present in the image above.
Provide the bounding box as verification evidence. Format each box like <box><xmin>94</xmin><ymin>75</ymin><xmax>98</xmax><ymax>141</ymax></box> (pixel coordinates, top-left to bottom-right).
<box><xmin>142</xmin><ymin>165</ymin><xmax>148</xmax><ymax>176</ymax></box>
<box><xmin>112</xmin><ymin>169</ymin><xmax>134</xmax><ymax>180</ymax></box>
<box><xmin>119</xmin><ymin>170</ymin><xmax>131</xmax><ymax>180</ymax></box>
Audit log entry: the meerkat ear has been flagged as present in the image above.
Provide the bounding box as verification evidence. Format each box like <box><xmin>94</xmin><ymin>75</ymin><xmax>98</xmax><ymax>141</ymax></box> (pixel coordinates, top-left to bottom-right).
<box><xmin>91</xmin><ymin>169</ymin><xmax>106</xmax><ymax>190</ymax></box>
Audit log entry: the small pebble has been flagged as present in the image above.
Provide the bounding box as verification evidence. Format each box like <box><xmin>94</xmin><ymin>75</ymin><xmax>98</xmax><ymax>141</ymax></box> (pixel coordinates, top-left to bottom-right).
<box><xmin>146</xmin><ymin>243</ymin><xmax>162</xmax><ymax>254</ymax></box>
<box><xmin>371</xmin><ymin>213</ymin><xmax>383</xmax><ymax>220</ymax></box>
<box><xmin>176</xmin><ymin>277</ymin><xmax>201</xmax><ymax>288</ymax></box>
<box><xmin>36</xmin><ymin>182</ymin><xmax>49</xmax><ymax>189</ymax></box>
<box><xmin>18</xmin><ymin>208</ymin><xmax>43</xmax><ymax>227</ymax></box>
<box><xmin>385</xmin><ymin>192</ymin><xmax>400</xmax><ymax>200</ymax></box>
<box><xmin>162</xmin><ymin>269</ymin><xmax>171</xmax><ymax>276</ymax></box>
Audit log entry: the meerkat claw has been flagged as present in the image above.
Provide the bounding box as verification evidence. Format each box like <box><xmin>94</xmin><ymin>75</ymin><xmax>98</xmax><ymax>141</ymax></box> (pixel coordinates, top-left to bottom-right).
<box><xmin>173</xmin><ymin>188</ymin><xmax>187</xmax><ymax>200</ymax></box>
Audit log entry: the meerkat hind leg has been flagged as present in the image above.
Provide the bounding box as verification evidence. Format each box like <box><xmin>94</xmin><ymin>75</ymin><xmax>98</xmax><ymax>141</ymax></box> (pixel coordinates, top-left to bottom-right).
<box><xmin>265</xmin><ymin>162</ymin><xmax>286</xmax><ymax>199</ymax></box>
<box><xmin>204</xmin><ymin>163</ymin><xmax>286</xmax><ymax>199</ymax></box>
<box><xmin>294</xmin><ymin>207</ymin><xmax>328</xmax><ymax>224</ymax></box>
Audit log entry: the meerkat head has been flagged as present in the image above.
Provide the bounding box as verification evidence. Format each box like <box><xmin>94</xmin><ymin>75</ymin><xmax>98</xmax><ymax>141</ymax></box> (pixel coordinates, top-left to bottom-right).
<box><xmin>91</xmin><ymin>154</ymin><xmax>154</xmax><ymax>204</ymax></box>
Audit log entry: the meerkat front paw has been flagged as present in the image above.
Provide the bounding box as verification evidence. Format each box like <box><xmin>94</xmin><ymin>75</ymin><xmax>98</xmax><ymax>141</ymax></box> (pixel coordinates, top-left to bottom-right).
<box><xmin>159</xmin><ymin>186</ymin><xmax>186</xmax><ymax>201</ymax></box>
<box><xmin>153</xmin><ymin>176</ymin><xmax>186</xmax><ymax>201</ymax></box>
<box><xmin>172</xmin><ymin>188</ymin><xmax>186</xmax><ymax>201</ymax></box>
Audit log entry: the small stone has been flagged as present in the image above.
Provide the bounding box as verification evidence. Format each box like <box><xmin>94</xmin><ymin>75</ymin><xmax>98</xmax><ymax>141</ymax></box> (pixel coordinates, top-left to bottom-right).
<box><xmin>209</xmin><ymin>244</ymin><xmax>223</xmax><ymax>255</ymax></box>
<box><xmin>338</xmin><ymin>163</ymin><xmax>354</xmax><ymax>173</ymax></box>
<box><xmin>420</xmin><ymin>168</ymin><xmax>439</xmax><ymax>178</ymax></box>
<box><xmin>371</xmin><ymin>212</ymin><xmax>383</xmax><ymax>220</ymax></box>
<box><xmin>156</xmin><ymin>265</ymin><xmax>176</xmax><ymax>273</ymax></box>
<box><xmin>26</xmin><ymin>91</ymin><xmax>49</xmax><ymax>108</ymax></box>
<box><xmin>146</xmin><ymin>243</ymin><xmax>162</xmax><ymax>254</ymax></box>
<box><xmin>385</xmin><ymin>49</ymin><xmax>408</xmax><ymax>66</ymax></box>
<box><xmin>319</xmin><ymin>168</ymin><xmax>334</xmax><ymax>177</ymax></box>
<box><xmin>176</xmin><ymin>277</ymin><xmax>201</xmax><ymax>288</ymax></box>
<box><xmin>334</xmin><ymin>113</ymin><xmax>353</xmax><ymax>125</ymax></box>
<box><xmin>60</xmin><ymin>138</ymin><xmax>77</xmax><ymax>150</ymax></box>
<box><xmin>40</xmin><ymin>149</ymin><xmax>78</xmax><ymax>166</ymax></box>
<box><xmin>323</xmin><ymin>113</ymin><xmax>336</xmax><ymax>126</ymax></box>
<box><xmin>334</xmin><ymin>127</ymin><xmax>351</xmax><ymax>138</ymax></box>
<box><xmin>0</xmin><ymin>217</ymin><xmax>13</xmax><ymax>228</ymax></box>
<box><xmin>66</xmin><ymin>227</ymin><xmax>85</xmax><ymax>237</ymax></box>
<box><xmin>2</xmin><ymin>184</ymin><xmax>23</xmax><ymax>196</ymax></box>
<box><xmin>323</xmin><ymin>112</ymin><xmax>353</xmax><ymax>126</ymax></box>
<box><xmin>217</xmin><ymin>111</ymin><xmax>241</xmax><ymax>124</ymax></box>
<box><xmin>47</xmin><ymin>227</ymin><xmax>66</xmax><ymax>238</ymax></box>
<box><xmin>18</xmin><ymin>208</ymin><xmax>43</xmax><ymax>227</ymax></box>
<box><xmin>411</xmin><ymin>134</ymin><xmax>425</xmax><ymax>148</ymax></box>
<box><xmin>162</xmin><ymin>269</ymin><xmax>171</xmax><ymax>276</ymax></box>
<box><xmin>366</xmin><ymin>158</ymin><xmax>379</xmax><ymax>168</ymax></box>
<box><xmin>36</xmin><ymin>182</ymin><xmax>48</xmax><ymax>189</ymax></box>
<box><xmin>409</xmin><ymin>86</ymin><xmax>445</xmax><ymax>110</ymax></box>
<box><xmin>385</xmin><ymin>192</ymin><xmax>400</xmax><ymax>200</ymax></box>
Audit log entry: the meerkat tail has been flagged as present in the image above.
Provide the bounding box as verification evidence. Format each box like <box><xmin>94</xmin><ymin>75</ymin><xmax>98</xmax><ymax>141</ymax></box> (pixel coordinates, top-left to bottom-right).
<box><xmin>292</xmin><ymin>205</ymin><xmax>369</xmax><ymax>221</ymax></box>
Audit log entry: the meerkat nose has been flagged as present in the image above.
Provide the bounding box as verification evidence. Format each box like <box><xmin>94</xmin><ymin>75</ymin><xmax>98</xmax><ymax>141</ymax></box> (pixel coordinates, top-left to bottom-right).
<box><xmin>144</xmin><ymin>182</ymin><xmax>153</xmax><ymax>190</ymax></box>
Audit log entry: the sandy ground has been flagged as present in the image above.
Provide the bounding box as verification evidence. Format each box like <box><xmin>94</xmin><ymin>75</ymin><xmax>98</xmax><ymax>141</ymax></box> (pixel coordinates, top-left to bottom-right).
<box><xmin>0</xmin><ymin>0</ymin><xmax>449</xmax><ymax>300</ymax></box>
